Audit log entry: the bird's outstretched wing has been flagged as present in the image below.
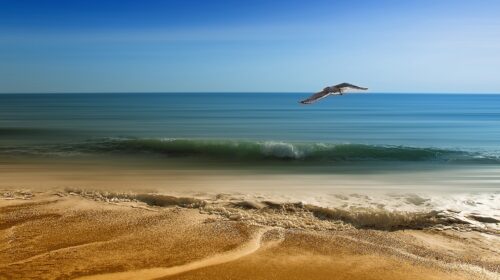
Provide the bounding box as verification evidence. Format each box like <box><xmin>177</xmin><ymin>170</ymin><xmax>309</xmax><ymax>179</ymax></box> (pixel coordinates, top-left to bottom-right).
<box><xmin>336</xmin><ymin>83</ymin><xmax>368</xmax><ymax>91</ymax></box>
<box><xmin>299</xmin><ymin>83</ymin><xmax>368</xmax><ymax>104</ymax></box>
<box><xmin>299</xmin><ymin>90</ymin><xmax>331</xmax><ymax>104</ymax></box>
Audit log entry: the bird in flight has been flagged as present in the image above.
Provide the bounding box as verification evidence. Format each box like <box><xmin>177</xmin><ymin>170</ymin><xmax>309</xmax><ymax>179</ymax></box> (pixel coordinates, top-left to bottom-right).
<box><xmin>299</xmin><ymin>82</ymin><xmax>368</xmax><ymax>104</ymax></box>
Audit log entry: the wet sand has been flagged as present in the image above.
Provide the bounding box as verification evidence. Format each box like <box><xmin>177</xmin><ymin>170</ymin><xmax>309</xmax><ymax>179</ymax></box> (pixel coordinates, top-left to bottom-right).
<box><xmin>1</xmin><ymin>190</ymin><xmax>499</xmax><ymax>280</ymax></box>
<box><xmin>1</xmin><ymin>159</ymin><xmax>499</xmax><ymax>279</ymax></box>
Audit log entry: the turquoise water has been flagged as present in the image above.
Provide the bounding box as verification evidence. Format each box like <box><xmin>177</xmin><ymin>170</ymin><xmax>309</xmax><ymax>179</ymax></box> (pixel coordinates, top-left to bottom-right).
<box><xmin>1</xmin><ymin>93</ymin><xmax>500</xmax><ymax>163</ymax></box>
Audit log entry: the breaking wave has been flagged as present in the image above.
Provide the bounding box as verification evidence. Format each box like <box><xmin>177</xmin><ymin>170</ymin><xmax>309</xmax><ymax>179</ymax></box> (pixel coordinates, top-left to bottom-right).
<box><xmin>2</xmin><ymin>138</ymin><xmax>500</xmax><ymax>163</ymax></box>
<box><xmin>71</xmin><ymin>138</ymin><xmax>500</xmax><ymax>163</ymax></box>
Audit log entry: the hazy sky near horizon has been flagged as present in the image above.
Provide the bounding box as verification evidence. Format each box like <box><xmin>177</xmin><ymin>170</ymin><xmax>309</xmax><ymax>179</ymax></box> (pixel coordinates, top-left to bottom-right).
<box><xmin>1</xmin><ymin>0</ymin><xmax>499</xmax><ymax>93</ymax></box>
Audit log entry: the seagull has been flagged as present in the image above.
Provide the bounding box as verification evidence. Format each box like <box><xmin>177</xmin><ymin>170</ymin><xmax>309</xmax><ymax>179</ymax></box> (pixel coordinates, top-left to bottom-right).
<box><xmin>299</xmin><ymin>82</ymin><xmax>368</xmax><ymax>104</ymax></box>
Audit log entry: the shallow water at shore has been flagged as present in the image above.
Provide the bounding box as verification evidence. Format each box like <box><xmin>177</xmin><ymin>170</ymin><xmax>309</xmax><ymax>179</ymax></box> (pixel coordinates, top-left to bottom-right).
<box><xmin>1</xmin><ymin>156</ymin><xmax>498</xmax><ymax>233</ymax></box>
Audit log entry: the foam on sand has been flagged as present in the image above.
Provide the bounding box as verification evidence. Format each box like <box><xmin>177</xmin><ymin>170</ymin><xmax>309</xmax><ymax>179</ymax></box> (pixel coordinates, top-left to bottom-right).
<box><xmin>66</xmin><ymin>188</ymin><xmax>499</xmax><ymax>234</ymax></box>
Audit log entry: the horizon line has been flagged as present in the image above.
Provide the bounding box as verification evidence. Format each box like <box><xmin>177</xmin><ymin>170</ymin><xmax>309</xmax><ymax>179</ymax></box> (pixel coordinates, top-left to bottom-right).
<box><xmin>1</xmin><ymin>91</ymin><xmax>500</xmax><ymax>95</ymax></box>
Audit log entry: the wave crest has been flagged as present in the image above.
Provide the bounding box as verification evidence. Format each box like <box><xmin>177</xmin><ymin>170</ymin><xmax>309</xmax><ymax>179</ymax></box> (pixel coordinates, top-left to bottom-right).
<box><xmin>3</xmin><ymin>138</ymin><xmax>499</xmax><ymax>163</ymax></box>
<box><xmin>83</xmin><ymin>138</ymin><xmax>498</xmax><ymax>163</ymax></box>
<box><xmin>261</xmin><ymin>141</ymin><xmax>303</xmax><ymax>159</ymax></box>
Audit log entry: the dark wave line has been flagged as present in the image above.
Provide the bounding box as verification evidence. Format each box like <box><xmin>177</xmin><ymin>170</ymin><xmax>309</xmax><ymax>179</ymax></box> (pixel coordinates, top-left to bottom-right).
<box><xmin>2</xmin><ymin>138</ymin><xmax>498</xmax><ymax>164</ymax></box>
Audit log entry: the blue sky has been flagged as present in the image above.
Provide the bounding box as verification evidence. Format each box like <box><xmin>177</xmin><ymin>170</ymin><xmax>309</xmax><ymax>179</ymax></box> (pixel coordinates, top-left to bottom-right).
<box><xmin>1</xmin><ymin>0</ymin><xmax>499</xmax><ymax>93</ymax></box>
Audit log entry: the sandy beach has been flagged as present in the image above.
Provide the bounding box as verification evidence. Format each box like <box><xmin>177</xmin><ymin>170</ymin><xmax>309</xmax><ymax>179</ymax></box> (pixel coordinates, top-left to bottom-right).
<box><xmin>1</xmin><ymin>160</ymin><xmax>499</xmax><ymax>279</ymax></box>
<box><xmin>1</xmin><ymin>186</ymin><xmax>499</xmax><ymax>280</ymax></box>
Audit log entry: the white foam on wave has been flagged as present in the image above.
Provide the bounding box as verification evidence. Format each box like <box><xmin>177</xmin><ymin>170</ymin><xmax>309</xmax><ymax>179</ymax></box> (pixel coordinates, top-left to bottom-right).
<box><xmin>260</xmin><ymin>141</ymin><xmax>304</xmax><ymax>159</ymax></box>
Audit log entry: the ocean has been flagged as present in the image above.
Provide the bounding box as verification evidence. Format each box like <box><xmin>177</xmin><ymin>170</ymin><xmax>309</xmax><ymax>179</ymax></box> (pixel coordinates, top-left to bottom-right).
<box><xmin>1</xmin><ymin>92</ymin><xmax>500</xmax><ymax>162</ymax></box>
